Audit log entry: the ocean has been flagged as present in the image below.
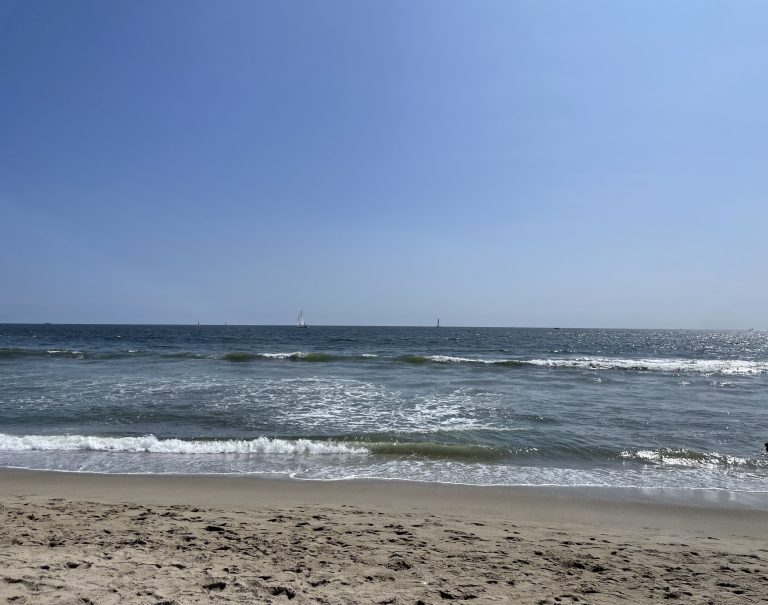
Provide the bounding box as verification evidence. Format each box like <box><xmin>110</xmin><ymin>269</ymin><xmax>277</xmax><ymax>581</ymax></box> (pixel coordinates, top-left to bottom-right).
<box><xmin>1</xmin><ymin>324</ymin><xmax>767</xmax><ymax>494</ymax></box>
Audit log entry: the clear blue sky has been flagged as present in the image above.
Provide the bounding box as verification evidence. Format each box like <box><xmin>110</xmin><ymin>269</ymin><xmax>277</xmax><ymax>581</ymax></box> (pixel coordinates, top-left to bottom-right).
<box><xmin>1</xmin><ymin>0</ymin><xmax>766</xmax><ymax>328</ymax></box>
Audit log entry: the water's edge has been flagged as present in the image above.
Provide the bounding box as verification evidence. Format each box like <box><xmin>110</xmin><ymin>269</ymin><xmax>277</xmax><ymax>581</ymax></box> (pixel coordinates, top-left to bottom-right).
<box><xmin>3</xmin><ymin>467</ymin><xmax>768</xmax><ymax>511</ymax></box>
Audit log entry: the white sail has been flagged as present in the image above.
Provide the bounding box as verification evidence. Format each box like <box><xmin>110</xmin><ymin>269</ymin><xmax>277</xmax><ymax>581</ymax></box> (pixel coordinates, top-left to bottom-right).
<box><xmin>297</xmin><ymin>310</ymin><xmax>307</xmax><ymax>328</ymax></box>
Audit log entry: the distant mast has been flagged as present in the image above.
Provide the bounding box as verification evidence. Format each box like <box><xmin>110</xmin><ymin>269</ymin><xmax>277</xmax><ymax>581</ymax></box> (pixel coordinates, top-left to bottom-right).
<box><xmin>297</xmin><ymin>309</ymin><xmax>307</xmax><ymax>328</ymax></box>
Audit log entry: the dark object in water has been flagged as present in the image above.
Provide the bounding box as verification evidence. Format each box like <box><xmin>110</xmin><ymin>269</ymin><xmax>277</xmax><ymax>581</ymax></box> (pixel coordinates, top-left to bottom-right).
<box><xmin>765</xmin><ymin>442</ymin><xmax>768</xmax><ymax>453</ymax></box>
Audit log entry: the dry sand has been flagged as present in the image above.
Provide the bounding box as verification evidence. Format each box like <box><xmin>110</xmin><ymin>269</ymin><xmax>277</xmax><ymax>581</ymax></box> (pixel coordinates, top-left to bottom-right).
<box><xmin>1</xmin><ymin>470</ymin><xmax>767</xmax><ymax>604</ymax></box>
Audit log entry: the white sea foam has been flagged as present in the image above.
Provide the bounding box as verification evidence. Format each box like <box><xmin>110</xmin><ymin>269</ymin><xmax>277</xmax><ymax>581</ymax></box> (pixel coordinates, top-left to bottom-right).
<box><xmin>2</xmin><ymin>453</ymin><xmax>767</xmax><ymax>492</ymax></box>
<box><xmin>523</xmin><ymin>357</ymin><xmax>767</xmax><ymax>375</ymax></box>
<box><xmin>260</xmin><ymin>377</ymin><xmax>512</xmax><ymax>433</ymax></box>
<box><xmin>45</xmin><ymin>349</ymin><xmax>85</xmax><ymax>357</ymax></box>
<box><xmin>297</xmin><ymin>460</ymin><xmax>768</xmax><ymax>492</ymax></box>
<box><xmin>401</xmin><ymin>354</ymin><xmax>766</xmax><ymax>375</ymax></box>
<box><xmin>427</xmin><ymin>355</ymin><xmax>488</xmax><ymax>364</ymax></box>
<box><xmin>0</xmin><ymin>433</ymin><xmax>368</xmax><ymax>455</ymax></box>
<box><xmin>620</xmin><ymin>449</ymin><xmax>753</xmax><ymax>468</ymax></box>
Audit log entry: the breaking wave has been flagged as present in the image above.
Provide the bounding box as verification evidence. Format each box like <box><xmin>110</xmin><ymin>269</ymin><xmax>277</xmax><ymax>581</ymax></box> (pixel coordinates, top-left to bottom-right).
<box><xmin>257</xmin><ymin>352</ymin><xmax>337</xmax><ymax>362</ymax></box>
<box><xmin>0</xmin><ymin>433</ymin><xmax>521</xmax><ymax>462</ymax></box>
<box><xmin>2</xmin><ymin>347</ymin><xmax>766</xmax><ymax>375</ymax></box>
<box><xmin>394</xmin><ymin>354</ymin><xmax>767</xmax><ymax>375</ymax></box>
<box><xmin>0</xmin><ymin>433</ymin><xmax>368</xmax><ymax>455</ymax></box>
<box><xmin>620</xmin><ymin>448</ymin><xmax>767</xmax><ymax>469</ymax></box>
<box><xmin>522</xmin><ymin>357</ymin><xmax>768</xmax><ymax>375</ymax></box>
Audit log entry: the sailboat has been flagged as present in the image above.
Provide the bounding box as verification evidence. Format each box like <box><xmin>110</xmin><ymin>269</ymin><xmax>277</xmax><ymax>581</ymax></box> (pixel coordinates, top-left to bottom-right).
<box><xmin>436</xmin><ymin>317</ymin><xmax>440</xmax><ymax>328</ymax></box>
<box><xmin>297</xmin><ymin>309</ymin><xmax>308</xmax><ymax>328</ymax></box>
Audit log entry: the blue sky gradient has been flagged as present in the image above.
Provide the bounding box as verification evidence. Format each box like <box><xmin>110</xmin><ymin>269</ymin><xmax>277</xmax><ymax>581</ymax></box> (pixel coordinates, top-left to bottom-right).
<box><xmin>1</xmin><ymin>0</ymin><xmax>766</xmax><ymax>327</ymax></box>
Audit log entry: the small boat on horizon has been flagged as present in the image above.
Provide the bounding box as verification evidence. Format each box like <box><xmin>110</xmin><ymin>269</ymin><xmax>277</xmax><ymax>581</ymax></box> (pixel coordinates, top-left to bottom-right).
<box><xmin>297</xmin><ymin>309</ymin><xmax>308</xmax><ymax>328</ymax></box>
<box><xmin>436</xmin><ymin>317</ymin><xmax>440</xmax><ymax>328</ymax></box>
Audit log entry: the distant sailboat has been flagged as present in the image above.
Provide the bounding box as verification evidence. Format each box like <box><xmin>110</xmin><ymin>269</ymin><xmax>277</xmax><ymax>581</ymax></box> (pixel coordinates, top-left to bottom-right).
<box><xmin>436</xmin><ymin>317</ymin><xmax>440</xmax><ymax>328</ymax></box>
<box><xmin>297</xmin><ymin>309</ymin><xmax>308</xmax><ymax>328</ymax></box>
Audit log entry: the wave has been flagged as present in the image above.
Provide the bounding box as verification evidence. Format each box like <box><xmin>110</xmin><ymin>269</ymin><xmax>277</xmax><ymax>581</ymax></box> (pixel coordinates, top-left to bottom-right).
<box><xmin>2</xmin><ymin>347</ymin><xmax>766</xmax><ymax>375</ymax></box>
<box><xmin>392</xmin><ymin>354</ymin><xmax>525</xmax><ymax>366</ymax></box>
<box><xmin>522</xmin><ymin>357</ymin><xmax>768</xmax><ymax>376</ymax></box>
<box><xmin>0</xmin><ymin>433</ymin><xmax>368</xmax><ymax>455</ymax></box>
<box><xmin>619</xmin><ymin>448</ymin><xmax>767</xmax><ymax>469</ymax></box>
<box><xmin>0</xmin><ymin>433</ymin><xmax>508</xmax><ymax>462</ymax></box>
<box><xmin>257</xmin><ymin>352</ymin><xmax>338</xmax><ymax>362</ymax></box>
<box><xmin>0</xmin><ymin>432</ymin><xmax>516</xmax><ymax>462</ymax></box>
<box><xmin>2</xmin><ymin>434</ymin><xmax>766</xmax><ymax>474</ymax></box>
<box><xmin>394</xmin><ymin>354</ymin><xmax>432</xmax><ymax>364</ymax></box>
<box><xmin>394</xmin><ymin>354</ymin><xmax>766</xmax><ymax>375</ymax></box>
<box><xmin>221</xmin><ymin>352</ymin><xmax>259</xmax><ymax>362</ymax></box>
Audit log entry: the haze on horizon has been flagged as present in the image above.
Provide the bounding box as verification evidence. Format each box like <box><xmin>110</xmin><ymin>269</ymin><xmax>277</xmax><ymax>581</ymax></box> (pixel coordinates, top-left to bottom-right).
<box><xmin>1</xmin><ymin>1</ymin><xmax>766</xmax><ymax>330</ymax></box>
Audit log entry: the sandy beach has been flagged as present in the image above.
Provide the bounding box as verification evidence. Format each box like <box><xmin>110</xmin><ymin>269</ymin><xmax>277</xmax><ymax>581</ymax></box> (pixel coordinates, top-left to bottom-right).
<box><xmin>1</xmin><ymin>471</ymin><xmax>767</xmax><ymax>604</ymax></box>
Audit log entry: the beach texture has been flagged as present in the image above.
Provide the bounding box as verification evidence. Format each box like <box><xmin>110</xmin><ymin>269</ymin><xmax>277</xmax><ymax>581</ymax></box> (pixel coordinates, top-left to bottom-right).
<box><xmin>2</xmin><ymin>471</ymin><xmax>767</xmax><ymax>604</ymax></box>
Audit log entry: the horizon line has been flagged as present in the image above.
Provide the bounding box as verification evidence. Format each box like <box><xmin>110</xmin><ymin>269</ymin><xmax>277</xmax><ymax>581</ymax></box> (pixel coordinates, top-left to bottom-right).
<box><xmin>0</xmin><ymin>322</ymin><xmax>763</xmax><ymax>332</ymax></box>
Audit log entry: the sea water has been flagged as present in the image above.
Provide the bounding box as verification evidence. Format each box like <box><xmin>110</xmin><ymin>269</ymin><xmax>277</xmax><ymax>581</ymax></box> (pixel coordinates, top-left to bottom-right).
<box><xmin>1</xmin><ymin>324</ymin><xmax>767</xmax><ymax>493</ymax></box>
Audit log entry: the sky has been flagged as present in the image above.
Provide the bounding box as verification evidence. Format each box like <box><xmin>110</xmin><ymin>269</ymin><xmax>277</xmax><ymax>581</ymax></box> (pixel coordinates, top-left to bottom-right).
<box><xmin>1</xmin><ymin>0</ymin><xmax>766</xmax><ymax>328</ymax></box>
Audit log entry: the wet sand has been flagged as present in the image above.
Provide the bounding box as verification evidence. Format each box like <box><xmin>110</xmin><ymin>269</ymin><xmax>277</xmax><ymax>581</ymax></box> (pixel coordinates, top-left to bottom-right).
<box><xmin>1</xmin><ymin>470</ymin><xmax>767</xmax><ymax>604</ymax></box>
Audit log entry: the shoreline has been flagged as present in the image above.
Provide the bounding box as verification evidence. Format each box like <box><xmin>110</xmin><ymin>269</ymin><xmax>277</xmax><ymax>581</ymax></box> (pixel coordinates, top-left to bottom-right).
<box><xmin>3</xmin><ymin>469</ymin><xmax>768</xmax><ymax>603</ymax></box>
<box><xmin>3</xmin><ymin>466</ymin><xmax>768</xmax><ymax>510</ymax></box>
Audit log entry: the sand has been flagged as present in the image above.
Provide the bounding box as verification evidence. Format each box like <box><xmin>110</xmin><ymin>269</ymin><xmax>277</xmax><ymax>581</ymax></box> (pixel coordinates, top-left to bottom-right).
<box><xmin>1</xmin><ymin>470</ymin><xmax>767</xmax><ymax>604</ymax></box>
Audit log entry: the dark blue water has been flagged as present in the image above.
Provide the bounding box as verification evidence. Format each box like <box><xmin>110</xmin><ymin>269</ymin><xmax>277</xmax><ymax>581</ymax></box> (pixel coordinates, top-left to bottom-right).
<box><xmin>1</xmin><ymin>324</ymin><xmax>767</xmax><ymax>491</ymax></box>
